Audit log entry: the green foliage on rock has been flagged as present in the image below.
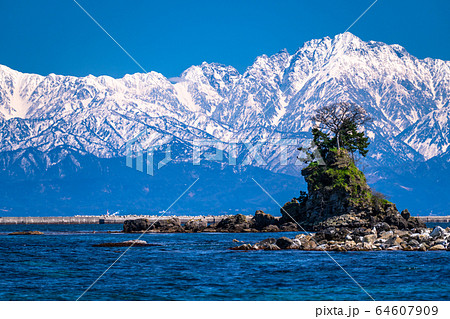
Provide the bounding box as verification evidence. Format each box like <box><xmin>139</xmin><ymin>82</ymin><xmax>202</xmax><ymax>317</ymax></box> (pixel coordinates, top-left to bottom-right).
<box><xmin>281</xmin><ymin>145</ymin><xmax>426</xmax><ymax>231</ymax></box>
<box><xmin>281</xmin><ymin>104</ymin><xmax>426</xmax><ymax>231</ymax></box>
<box><xmin>302</xmin><ymin>148</ymin><xmax>373</xmax><ymax>208</ymax></box>
<box><xmin>311</xmin><ymin>120</ymin><xmax>370</xmax><ymax>160</ymax></box>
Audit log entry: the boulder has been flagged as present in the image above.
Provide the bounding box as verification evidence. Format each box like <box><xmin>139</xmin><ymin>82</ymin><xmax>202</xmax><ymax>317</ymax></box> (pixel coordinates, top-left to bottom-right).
<box><xmin>406</xmin><ymin>216</ymin><xmax>426</xmax><ymax>230</ymax></box>
<box><xmin>290</xmin><ymin>239</ymin><xmax>302</xmax><ymax>249</ymax></box>
<box><xmin>264</xmin><ymin>244</ymin><xmax>281</xmax><ymax>251</ymax></box>
<box><xmin>252</xmin><ymin>211</ymin><xmax>277</xmax><ymax>230</ymax></box>
<box><xmin>123</xmin><ymin>217</ymin><xmax>184</xmax><ymax>233</ymax></box>
<box><xmin>230</xmin><ymin>244</ymin><xmax>254</xmax><ymax>251</ymax></box>
<box><xmin>330</xmin><ymin>245</ymin><xmax>347</xmax><ymax>252</ymax></box>
<box><xmin>385</xmin><ymin>235</ymin><xmax>403</xmax><ymax>247</ymax></box>
<box><xmin>379</xmin><ymin>230</ymin><xmax>394</xmax><ymax>240</ymax></box>
<box><xmin>430</xmin><ymin>226</ymin><xmax>445</xmax><ymax>238</ymax></box>
<box><xmin>215</xmin><ymin>214</ymin><xmax>250</xmax><ymax>232</ymax></box>
<box><xmin>255</xmin><ymin>238</ymin><xmax>277</xmax><ymax>250</ymax></box>
<box><xmin>363</xmin><ymin>234</ymin><xmax>377</xmax><ymax>245</ymax></box>
<box><xmin>315</xmin><ymin>227</ymin><xmax>349</xmax><ymax>241</ymax></box>
<box><xmin>374</xmin><ymin>222</ymin><xmax>391</xmax><ymax>232</ymax></box>
<box><xmin>408</xmin><ymin>239</ymin><xmax>420</xmax><ymax>247</ymax></box>
<box><xmin>184</xmin><ymin>217</ymin><xmax>208</xmax><ymax>232</ymax></box>
<box><xmin>345</xmin><ymin>240</ymin><xmax>357</xmax><ymax>249</ymax></box>
<box><xmin>383</xmin><ymin>213</ymin><xmax>408</xmax><ymax>230</ymax></box>
<box><xmin>302</xmin><ymin>240</ymin><xmax>317</xmax><ymax>250</ymax></box>
<box><xmin>276</xmin><ymin>237</ymin><xmax>294</xmax><ymax>249</ymax></box>
<box><xmin>123</xmin><ymin>218</ymin><xmax>152</xmax><ymax>232</ymax></box>
<box><xmin>400</xmin><ymin>209</ymin><xmax>411</xmax><ymax>220</ymax></box>
<box><xmin>429</xmin><ymin>244</ymin><xmax>445</xmax><ymax>251</ymax></box>
<box><xmin>146</xmin><ymin>218</ymin><xmax>183</xmax><ymax>232</ymax></box>
<box><xmin>393</xmin><ymin>229</ymin><xmax>409</xmax><ymax>237</ymax></box>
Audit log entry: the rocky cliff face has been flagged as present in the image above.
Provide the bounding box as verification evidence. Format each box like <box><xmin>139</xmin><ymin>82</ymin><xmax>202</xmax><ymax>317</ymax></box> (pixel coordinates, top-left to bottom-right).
<box><xmin>281</xmin><ymin>149</ymin><xmax>425</xmax><ymax>231</ymax></box>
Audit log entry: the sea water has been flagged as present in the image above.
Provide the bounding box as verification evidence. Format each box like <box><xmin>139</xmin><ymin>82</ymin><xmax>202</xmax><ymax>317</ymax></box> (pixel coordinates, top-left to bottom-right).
<box><xmin>0</xmin><ymin>223</ymin><xmax>449</xmax><ymax>301</ymax></box>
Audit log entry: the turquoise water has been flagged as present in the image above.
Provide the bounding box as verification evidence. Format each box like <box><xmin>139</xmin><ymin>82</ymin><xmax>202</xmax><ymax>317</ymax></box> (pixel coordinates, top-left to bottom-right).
<box><xmin>0</xmin><ymin>223</ymin><xmax>449</xmax><ymax>301</ymax></box>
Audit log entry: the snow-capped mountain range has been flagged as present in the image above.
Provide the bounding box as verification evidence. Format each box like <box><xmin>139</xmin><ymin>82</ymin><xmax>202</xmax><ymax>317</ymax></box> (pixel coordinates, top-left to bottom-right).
<box><xmin>1</xmin><ymin>32</ymin><xmax>449</xmax><ymax>162</ymax></box>
<box><xmin>0</xmin><ymin>32</ymin><xmax>449</xmax><ymax>215</ymax></box>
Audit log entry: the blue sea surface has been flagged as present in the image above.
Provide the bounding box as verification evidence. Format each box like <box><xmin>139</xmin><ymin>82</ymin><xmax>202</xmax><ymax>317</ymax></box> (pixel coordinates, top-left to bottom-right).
<box><xmin>0</xmin><ymin>223</ymin><xmax>449</xmax><ymax>301</ymax></box>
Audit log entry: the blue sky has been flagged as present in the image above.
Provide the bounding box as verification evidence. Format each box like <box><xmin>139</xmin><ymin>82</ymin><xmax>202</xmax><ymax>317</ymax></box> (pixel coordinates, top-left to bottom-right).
<box><xmin>0</xmin><ymin>0</ymin><xmax>449</xmax><ymax>78</ymax></box>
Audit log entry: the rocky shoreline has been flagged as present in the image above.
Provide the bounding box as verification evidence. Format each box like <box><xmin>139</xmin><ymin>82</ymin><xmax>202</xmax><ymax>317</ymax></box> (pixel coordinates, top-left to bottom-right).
<box><xmin>121</xmin><ymin>210</ymin><xmax>449</xmax><ymax>252</ymax></box>
<box><xmin>122</xmin><ymin>211</ymin><xmax>299</xmax><ymax>233</ymax></box>
<box><xmin>231</xmin><ymin>226</ymin><xmax>450</xmax><ymax>252</ymax></box>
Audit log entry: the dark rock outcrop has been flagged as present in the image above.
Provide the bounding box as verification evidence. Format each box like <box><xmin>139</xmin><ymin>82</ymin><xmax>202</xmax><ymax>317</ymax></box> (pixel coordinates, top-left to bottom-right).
<box><xmin>276</xmin><ymin>237</ymin><xmax>294</xmax><ymax>249</ymax></box>
<box><xmin>280</xmin><ymin>149</ymin><xmax>426</xmax><ymax>231</ymax></box>
<box><xmin>123</xmin><ymin>218</ymin><xmax>152</xmax><ymax>232</ymax></box>
<box><xmin>184</xmin><ymin>217</ymin><xmax>208</xmax><ymax>232</ymax></box>
<box><xmin>215</xmin><ymin>214</ymin><xmax>252</xmax><ymax>232</ymax></box>
<box><xmin>251</xmin><ymin>210</ymin><xmax>277</xmax><ymax>230</ymax></box>
<box><xmin>123</xmin><ymin>217</ymin><xmax>182</xmax><ymax>233</ymax></box>
<box><xmin>401</xmin><ymin>209</ymin><xmax>411</xmax><ymax>220</ymax></box>
<box><xmin>152</xmin><ymin>218</ymin><xmax>183</xmax><ymax>232</ymax></box>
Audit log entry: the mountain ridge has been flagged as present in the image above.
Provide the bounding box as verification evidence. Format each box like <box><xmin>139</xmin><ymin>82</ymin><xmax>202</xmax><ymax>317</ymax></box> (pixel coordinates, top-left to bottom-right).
<box><xmin>0</xmin><ymin>32</ymin><xmax>449</xmax><ymax>215</ymax></box>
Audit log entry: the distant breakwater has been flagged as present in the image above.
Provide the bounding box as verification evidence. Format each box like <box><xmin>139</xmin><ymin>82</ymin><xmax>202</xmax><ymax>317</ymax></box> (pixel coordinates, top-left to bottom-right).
<box><xmin>0</xmin><ymin>215</ymin><xmax>251</xmax><ymax>225</ymax></box>
<box><xmin>0</xmin><ymin>215</ymin><xmax>448</xmax><ymax>225</ymax></box>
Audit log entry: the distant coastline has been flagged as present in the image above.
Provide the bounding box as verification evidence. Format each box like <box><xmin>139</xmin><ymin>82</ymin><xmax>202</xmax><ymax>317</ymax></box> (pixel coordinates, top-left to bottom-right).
<box><xmin>0</xmin><ymin>215</ymin><xmax>238</xmax><ymax>225</ymax></box>
<box><xmin>1</xmin><ymin>215</ymin><xmax>449</xmax><ymax>225</ymax></box>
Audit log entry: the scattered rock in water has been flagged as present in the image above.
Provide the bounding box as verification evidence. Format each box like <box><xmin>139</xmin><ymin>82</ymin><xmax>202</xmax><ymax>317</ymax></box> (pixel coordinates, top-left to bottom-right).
<box><xmin>123</xmin><ymin>218</ymin><xmax>183</xmax><ymax>233</ymax></box>
<box><xmin>254</xmin><ymin>238</ymin><xmax>276</xmax><ymax>250</ymax></box>
<box><xmin>276</xmin><ymin>237</ymin><xmax>294</xmax><ymax>249</ymax></box>
<box><xmin>8</xmin><ymin>231</ymin><xmax>44</xmax><ymax>235</ymax></box>
<box><xmin>264</xmin><ymin>244</ymin><xmax>281</xmax><ymax>251</ymax></box>
<box><xmin>230</xmin><ymin>243</ymin><xmax>254</xmax><ymax>251</ymax></box>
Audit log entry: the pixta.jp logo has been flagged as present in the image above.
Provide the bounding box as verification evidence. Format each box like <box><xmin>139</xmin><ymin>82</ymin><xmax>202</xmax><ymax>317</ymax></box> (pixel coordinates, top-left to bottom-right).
<box><xmin>126</xmin><ymin>129</ymin><xmax>324</xmax><ymax>176</ymax></box>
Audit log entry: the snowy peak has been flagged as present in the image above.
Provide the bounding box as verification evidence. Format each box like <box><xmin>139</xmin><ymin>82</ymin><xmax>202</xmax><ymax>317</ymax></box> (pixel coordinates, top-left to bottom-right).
<box><xmin>0</xmin><ymin>66</ymin><xmax>43</xmax><ymax>119</ymax></box>
<box><xmin>401</xmin><ymin>106</ymin><xmax>450</xmax><ymax>159</ymax></box>
<box><xmin>0</xmin><ymin>32</ymin><xmax>449</xmax><ymax>165</ymax></box>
